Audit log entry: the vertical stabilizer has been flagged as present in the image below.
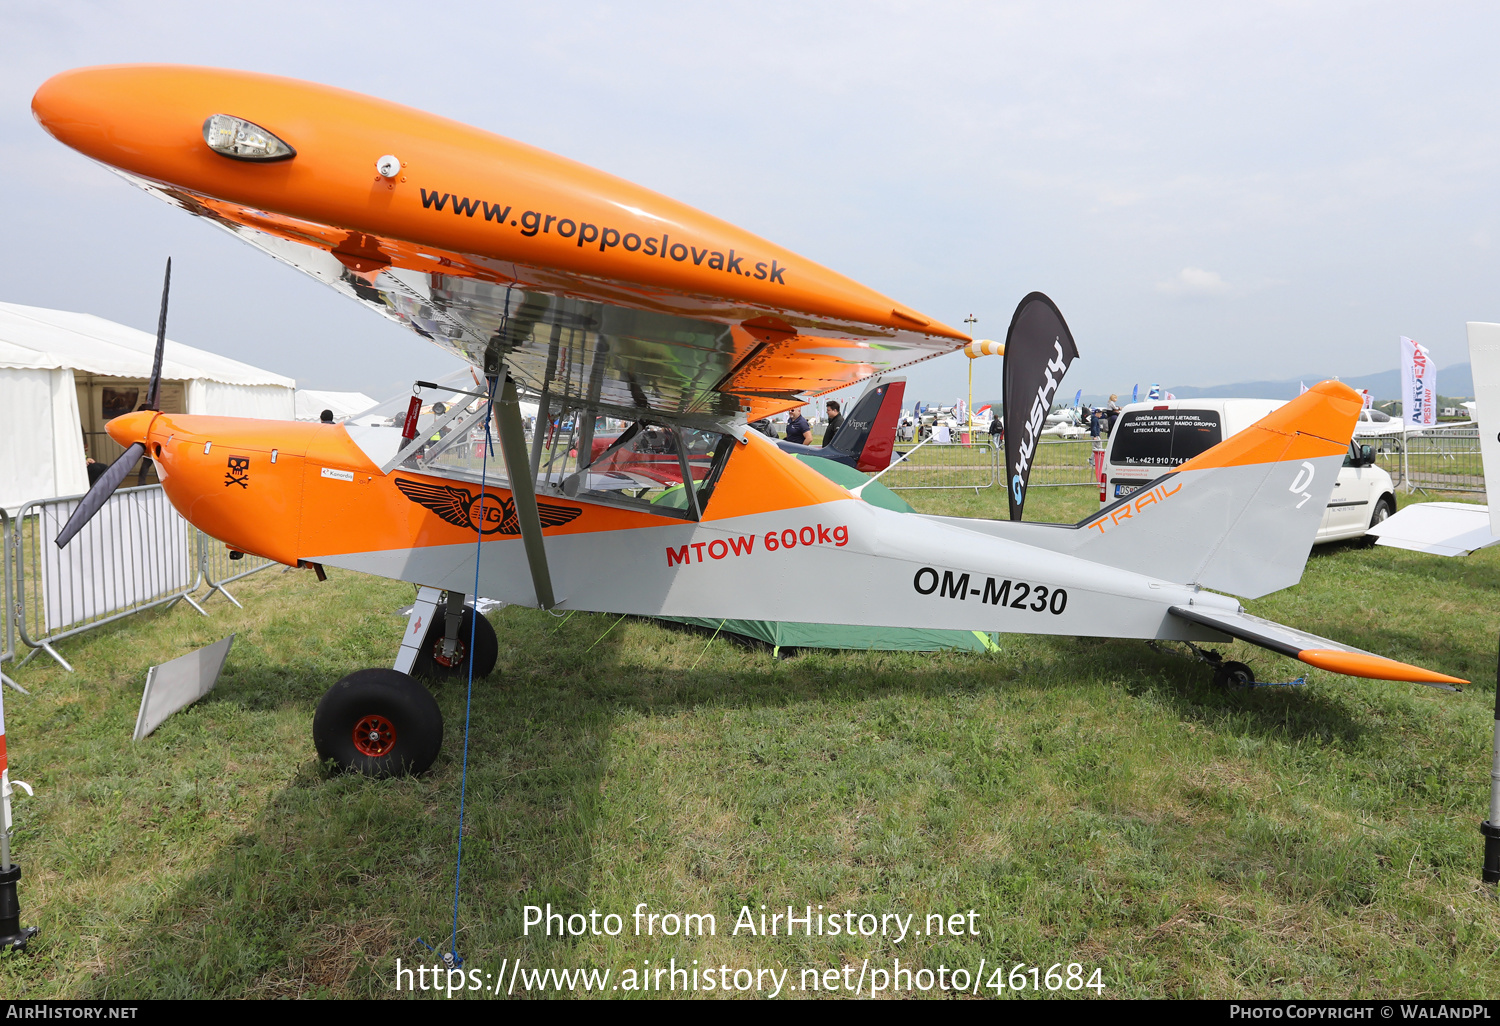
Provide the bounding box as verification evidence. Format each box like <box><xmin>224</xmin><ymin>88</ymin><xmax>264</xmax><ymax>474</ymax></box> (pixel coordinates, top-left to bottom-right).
<box><xmin>933</xmin><ymin>381</ymin><xmax>1363</xmax><ymax>599</ymax></box>
<box><xmin>1070</xmin><ymin>381</ymin><xmax>1361</xmax><ymax>597</ymax></box>
<box><xmin>826</xmin><ymin>377</ymin><xmax>907</xmax><ymax>472</ymax></box>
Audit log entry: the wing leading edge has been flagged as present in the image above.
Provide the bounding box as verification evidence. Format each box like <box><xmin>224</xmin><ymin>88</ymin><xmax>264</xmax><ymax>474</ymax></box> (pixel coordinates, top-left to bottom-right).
<box><xmin>33</xmin><ymin>65</ymin><xmax>968</xmax><ymax>422</ymax></box>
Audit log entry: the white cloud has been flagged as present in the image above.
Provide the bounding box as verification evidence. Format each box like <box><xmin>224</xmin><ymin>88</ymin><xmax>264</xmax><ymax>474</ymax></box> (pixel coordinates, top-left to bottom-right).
<box><xmin>1156</xmin><ymin>267</ymin><xmax>1233</xmax><ymax>297</ymax></box>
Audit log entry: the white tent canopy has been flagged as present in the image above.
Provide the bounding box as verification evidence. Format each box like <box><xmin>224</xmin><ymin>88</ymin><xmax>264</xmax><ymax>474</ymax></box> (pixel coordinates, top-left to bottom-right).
<box><xmin>0</xmin><ymin>301</ymin><xmax>296</xmax><ymax>511</ymax></box>
<box><xmin>295</xmin><ymin>389</ymin><xmax>377</xmax><ymax>422</ymax></box>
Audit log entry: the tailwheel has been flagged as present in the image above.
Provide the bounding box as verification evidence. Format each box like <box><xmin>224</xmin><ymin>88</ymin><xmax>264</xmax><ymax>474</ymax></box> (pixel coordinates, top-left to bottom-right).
<box><xmin>1212</xmin><ymin>660</ymin><xmax>1255</xmax><ymax>688</ymax></box>
<box><xmin>412</xmin><ymin>606</ymin><xmax>499</xmax><ymax>682</ymax></box>
<box><xmin>313</xmin><ymin>668</ymin><xmax>444</xmax><ymax>776</ymax></box>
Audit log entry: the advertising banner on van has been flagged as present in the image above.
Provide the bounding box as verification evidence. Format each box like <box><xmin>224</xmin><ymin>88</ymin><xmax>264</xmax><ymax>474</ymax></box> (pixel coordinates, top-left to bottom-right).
<box><xmin>1002</xmin><ymin>292</ymin><xmax>1079</xmax><ymax>521</ymax></box>
<box><xmin>1400</xmin><ymin>336</ymin><xmax>1436</xmax><ymax>428</ymax></box>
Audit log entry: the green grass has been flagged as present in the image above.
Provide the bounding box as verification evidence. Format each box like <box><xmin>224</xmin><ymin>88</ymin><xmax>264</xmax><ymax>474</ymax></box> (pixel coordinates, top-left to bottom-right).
<box><xmin>0</xmin><ymin>487</ymin><xmax>1498</xmax><ymax>998</ymax></box>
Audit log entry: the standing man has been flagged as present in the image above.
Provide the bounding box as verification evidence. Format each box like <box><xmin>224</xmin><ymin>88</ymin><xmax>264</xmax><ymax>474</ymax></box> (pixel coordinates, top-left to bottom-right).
<box><xmin>821</xmin><ymin>401</ymin><xmax>844</xmax><ymax>446</ymax></box>
<box><xmin>785</xmin><ymin>407</ymin><xmax>812</xmax><ymax>445</ymax></box>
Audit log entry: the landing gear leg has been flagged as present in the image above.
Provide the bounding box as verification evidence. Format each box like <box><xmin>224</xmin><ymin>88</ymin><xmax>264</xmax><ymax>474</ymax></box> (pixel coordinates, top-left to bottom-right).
<box><xmin>441</xmin><ymin>589</ymin><xmax>466</xmax><ymax>664</ymax></box>
<box><xmin>395</xmin><ymin>587</ymin><xmax>444</xmax><ymax>676</ymax></box>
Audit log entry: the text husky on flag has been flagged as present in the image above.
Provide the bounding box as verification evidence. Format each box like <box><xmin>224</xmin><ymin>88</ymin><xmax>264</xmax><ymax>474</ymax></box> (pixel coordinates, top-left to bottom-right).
<box><xmin>1001</xmin><ymin>293</ymin><xmax>1079</xmax><ymax>521</ymax></box>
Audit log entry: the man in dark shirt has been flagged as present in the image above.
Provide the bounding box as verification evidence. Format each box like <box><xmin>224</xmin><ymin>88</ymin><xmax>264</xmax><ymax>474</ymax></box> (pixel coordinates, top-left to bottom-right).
<box><xmin>785</xmin><ymin>409</ymin><xmax>811</xmax><ymax>445</ymax></box>
<box><xmin>821</xmin><ymin>401</ymin><xmax>844</xmax><ymax>446</ymax></box>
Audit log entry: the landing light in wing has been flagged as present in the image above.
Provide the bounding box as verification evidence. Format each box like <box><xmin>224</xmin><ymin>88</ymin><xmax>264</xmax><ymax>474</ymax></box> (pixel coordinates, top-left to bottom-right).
<box><xmin>202</xmin><ymin>113</ymin><xmax>295</xmax><ymax>162</ymax></box>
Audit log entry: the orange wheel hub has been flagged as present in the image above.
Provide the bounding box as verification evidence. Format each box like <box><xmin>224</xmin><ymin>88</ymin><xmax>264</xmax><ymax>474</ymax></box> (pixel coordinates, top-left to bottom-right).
<box><xmin>353</xmin><ymin>714</ymin><xmax>397</xmax><ymax>757</ymax></box>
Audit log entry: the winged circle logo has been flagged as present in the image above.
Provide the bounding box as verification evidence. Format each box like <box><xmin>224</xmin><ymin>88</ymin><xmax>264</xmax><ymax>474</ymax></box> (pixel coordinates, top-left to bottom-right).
<box><xmin>394</xmin><ymin>478</ymin><xmax>582</xmax><ymax>534</ymax></box>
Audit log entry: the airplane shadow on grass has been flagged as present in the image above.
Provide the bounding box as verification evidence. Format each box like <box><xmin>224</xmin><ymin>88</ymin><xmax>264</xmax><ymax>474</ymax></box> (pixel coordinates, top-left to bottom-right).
<box><xmin>76</xmin><ymin>603</ymin><xmax>1389</xmax><ymax>997</ymax></box>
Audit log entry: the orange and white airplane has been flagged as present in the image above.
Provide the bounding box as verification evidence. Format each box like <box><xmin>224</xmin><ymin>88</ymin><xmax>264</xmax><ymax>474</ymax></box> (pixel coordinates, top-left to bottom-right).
<box><xmin>32</xmin><ymin>65</ymin><xmax>1465</xmax><ymax>775</ymax></box>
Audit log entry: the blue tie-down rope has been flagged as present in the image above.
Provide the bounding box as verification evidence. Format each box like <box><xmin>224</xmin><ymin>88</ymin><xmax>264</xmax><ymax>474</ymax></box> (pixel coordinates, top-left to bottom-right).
<box><xmin>416</xmin><ymin>935</ymin><xmax>463</xmax><ymax>969</ymax></box>
<box><xmin>1246</xmin><ymin>676</ymin><xmax>1307</xmax><ymax>688</ymax></box>
<box><xmin>442</xmin><ymin>374</ymin><xmax>499</xmax><ymax>968</ymax></box>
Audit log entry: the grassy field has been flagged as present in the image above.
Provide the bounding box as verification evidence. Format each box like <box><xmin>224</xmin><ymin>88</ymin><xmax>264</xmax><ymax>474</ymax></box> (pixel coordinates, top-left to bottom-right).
<box><xmin>0</xmin><ymin>485</ymin><xmax>1497</xmax><ymax>998</ymax></box>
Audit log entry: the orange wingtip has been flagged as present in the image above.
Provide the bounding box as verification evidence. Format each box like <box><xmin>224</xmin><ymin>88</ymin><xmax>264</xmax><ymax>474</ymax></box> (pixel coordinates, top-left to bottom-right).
<box><xmin>1297</xmin><ymin>649</ymin><xmax>1468</xmax><ymax>686</ymax></box>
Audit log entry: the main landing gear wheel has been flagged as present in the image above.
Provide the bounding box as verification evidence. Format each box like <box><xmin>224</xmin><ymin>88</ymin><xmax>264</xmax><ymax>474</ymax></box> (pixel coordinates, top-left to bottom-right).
<box><xmin>412</xmin><ymin>606</ymin><xmax>498</xmax><ymax>682</ymax></box>
<box><xmin>313</xmin><ymin>668</ymin><xmax>444</xmax><ymax>776</ymax></box>
<box><xmin>1212</xmin><ymin>660</ymin><xmax>1255</xmax><ymax>688</ymax></box>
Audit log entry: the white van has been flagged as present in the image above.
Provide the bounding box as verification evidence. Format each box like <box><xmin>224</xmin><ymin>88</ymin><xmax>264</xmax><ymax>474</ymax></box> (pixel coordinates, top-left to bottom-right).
<box><xmin>1101</xmin><ymin>399</ymin><xmax>1396</xmax><ymax>544</ymax></box>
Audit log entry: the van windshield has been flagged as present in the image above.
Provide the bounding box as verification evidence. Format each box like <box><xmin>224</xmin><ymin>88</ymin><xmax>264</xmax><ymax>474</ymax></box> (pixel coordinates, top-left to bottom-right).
<box><xmin>1111</xmin><ymin>410</ymin><xmax>1223</xmax><ymax>467</ymax></box>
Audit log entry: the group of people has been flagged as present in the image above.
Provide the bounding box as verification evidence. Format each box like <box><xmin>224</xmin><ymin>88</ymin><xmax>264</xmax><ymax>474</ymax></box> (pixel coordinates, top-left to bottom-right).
<box><xmin>751</xmin><ymin>400</ymin><xmax>844</xmax><ymax>446</ymax></box>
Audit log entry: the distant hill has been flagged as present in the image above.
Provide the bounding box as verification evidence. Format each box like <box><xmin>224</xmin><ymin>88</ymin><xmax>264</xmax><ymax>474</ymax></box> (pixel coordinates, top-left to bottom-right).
<box><xmin>1162</xmin><ymin>363</ymin><xmax>1472</xmax><ymax>402</ymax></box>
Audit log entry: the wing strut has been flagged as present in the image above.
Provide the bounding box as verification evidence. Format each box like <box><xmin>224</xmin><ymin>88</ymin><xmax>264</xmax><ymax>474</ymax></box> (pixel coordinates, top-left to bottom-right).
<box><xmin>495</xmin><ymin>374</ymin><xmax>557</xmax><ymax>610</ymax></box>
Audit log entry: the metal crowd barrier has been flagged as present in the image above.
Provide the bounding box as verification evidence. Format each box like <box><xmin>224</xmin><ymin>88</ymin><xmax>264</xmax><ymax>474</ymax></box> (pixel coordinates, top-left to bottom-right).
<box><xmin>1371</xmin><ymin>426</ymin><xmax>1486</xmax><ymax>495</ymax></box>
<box><xmin>7</xmin><ymin>485</ymin><xmax>280</xmax><ymax>674</ymax></box>
<box><xmin>1</xmin><ymin>510</ymin><xmax>19</xmax><ymax>693</ymax></box>
<box><xmin>884</xmin><ymin>441</ymin><xmax>999</xmax><ymax>492</ymax></box>
<box><xmin>198</xmin><ymin>538</ymin><xmax>277</xmax><ymax>608</ymax></box>
<box><xmin>1024</xmin><ymin>438</ymin><xmax>1099</xmax><ymax>488</ymax></box>
<box><xmin>11</xmin><ymin>485</ymin><xmax>206</xmax><ymax>671</ymax></box>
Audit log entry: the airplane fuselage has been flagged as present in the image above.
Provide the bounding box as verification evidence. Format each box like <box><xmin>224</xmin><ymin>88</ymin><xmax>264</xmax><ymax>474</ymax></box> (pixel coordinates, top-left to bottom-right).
<box><xmin>113</xmin><ymin>408</ymin><xmax>1231</xmax><ymax>643</ymax></box>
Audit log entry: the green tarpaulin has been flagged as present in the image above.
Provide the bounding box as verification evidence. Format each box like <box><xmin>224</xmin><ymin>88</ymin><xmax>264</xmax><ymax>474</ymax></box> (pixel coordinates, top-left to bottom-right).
<box><xmin>657</xmin><ymin>617</ymin><xmax>999</xmax><ymax>654</ymax></box>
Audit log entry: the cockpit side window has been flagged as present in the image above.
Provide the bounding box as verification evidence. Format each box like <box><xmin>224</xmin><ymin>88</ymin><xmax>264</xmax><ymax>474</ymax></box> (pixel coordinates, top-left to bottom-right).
<box><xmin>390</xmin><ymin>394</ymin><xmax>736</xmax><ymax>521</ymax></box>
<box><xmin>565</xmin><ymin>420</ymin><xmax>734</xmax><ymax>520</ymax></box>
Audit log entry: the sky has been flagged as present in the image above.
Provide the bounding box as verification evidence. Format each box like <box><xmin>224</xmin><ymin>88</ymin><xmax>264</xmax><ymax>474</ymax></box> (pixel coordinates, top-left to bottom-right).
<box><xmin>3</xmin><ymin>1</ymin><xmax>1498</xmax><ymax>408</ymax></box>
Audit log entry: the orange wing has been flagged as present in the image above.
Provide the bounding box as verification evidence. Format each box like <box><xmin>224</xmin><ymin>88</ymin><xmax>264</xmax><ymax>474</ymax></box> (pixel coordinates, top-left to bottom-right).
<box><xmin>33</xmin><ymin>65</ymin><xmax>970</xmax><ymax>422</ymax></box>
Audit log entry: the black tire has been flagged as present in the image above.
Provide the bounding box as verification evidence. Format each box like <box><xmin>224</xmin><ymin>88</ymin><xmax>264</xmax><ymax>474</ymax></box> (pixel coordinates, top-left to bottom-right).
<box><xmin>1361</xmin><ymin>495</ymin><xmax>1396</xmax><ymax>547</ymax></box>
<box><xmin>1212</xmin><ymin>660</ymin><xmax>1255</xmax><ymax>688</ymax></box>
<box><xmin>313</xmin><ymin>668</ymin><xmax>444</xmax><ymax>776</ymax></box>
<box><xmin>411</xmin><ymin>606</ymin><xmax>498</xmax><ymax>682</ymax></box>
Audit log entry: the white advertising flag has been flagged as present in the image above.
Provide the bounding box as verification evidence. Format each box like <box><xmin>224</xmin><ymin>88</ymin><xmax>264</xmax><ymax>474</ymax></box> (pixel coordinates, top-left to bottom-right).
<box><xmin>1466</xmin><ymin>322</ymin><xmax>1500</xmax><ymax>537</ymax></box>
<box><xmin>1400</xmin><ymin>336</ymin><xmax>1437</xmax><ymax>427</ymax></box>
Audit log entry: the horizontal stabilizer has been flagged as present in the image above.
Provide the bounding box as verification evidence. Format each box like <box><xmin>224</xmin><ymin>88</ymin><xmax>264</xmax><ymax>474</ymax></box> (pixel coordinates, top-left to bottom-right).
<box><xmin>1368</xmin><ymin>501</ymin><xmax>1500</xmax><ymax>557</ymax></box>
<box><xmin>1168</xmin><ymin>604</ymin><xmax>1465</xmax><ymax>689</ymax></box>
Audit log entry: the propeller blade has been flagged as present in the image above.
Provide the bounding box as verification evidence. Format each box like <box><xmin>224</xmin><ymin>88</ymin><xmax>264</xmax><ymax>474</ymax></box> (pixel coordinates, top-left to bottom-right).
<box><xmin>134</xmin><ymin>258</ymin><xmax>170</xmax><ymax>486</ymax></box>
<box><xmin>143</xmin><ymin>258</ymin><xmax>170</xmax><ymax>412</ymax></box>
<box><xmin>55</xmin><ymin>442</ymin><xmax>146</xmax><ymax>549</ymax></box>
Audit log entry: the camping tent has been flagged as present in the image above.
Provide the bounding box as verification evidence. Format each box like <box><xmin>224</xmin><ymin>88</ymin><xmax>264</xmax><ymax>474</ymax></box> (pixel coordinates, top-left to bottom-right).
<box><xmin>294</xmin><ymin>389</ymin><xmax>377</xmax><ymax>422</ymax></box>
<box><xmin>0</xmin><ymin>301</ymin><xmax>295</xmax><ymax>511</ymax></box>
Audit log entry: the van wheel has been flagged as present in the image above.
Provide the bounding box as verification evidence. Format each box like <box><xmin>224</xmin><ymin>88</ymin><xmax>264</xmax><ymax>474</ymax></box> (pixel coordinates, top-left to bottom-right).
<box><xmin>1361</xmin><ymin>496</ymin><xmax>1395</xmax><ymax>547</ymax></box>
